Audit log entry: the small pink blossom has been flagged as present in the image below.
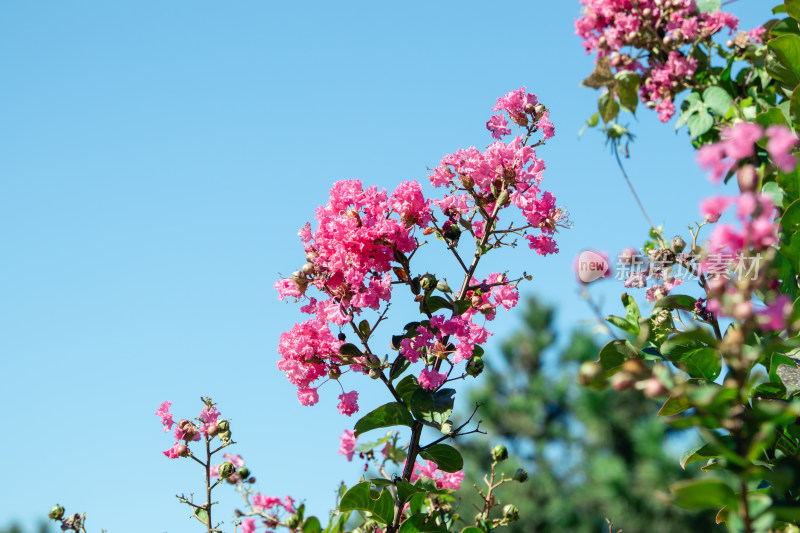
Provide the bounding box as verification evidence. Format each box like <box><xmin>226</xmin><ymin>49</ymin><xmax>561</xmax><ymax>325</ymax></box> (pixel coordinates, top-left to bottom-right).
<box><xmin>338</xmin><ymin>429</ymin><xmax>358</xmax><ymax>461</ymax></box>
<box><xmin>241</xmin><ymin>518</ymin><xmax>256</xmax><ymax>533</ymax></box>
<box><xmin>748</xmin><ymin>26</ymin><xmax>766</xmax><ymax>44</ymax></box>
<box><xmin>409</xmin><ymin>459</ymin><xmax>465</xmax><ymax>490</ymax></box>
<box><xmin>418</xmin><ymin>368</ymin><xmax>446</xmax><ymax>390</ymax></box>
<box><xmin>722</xmin><ymin>123</ymin><xmax>762</xmax><ymax>160</ymax></box>
<box><xmin>162</xmin><ymin>442</ymin><xmax>185</xmax><ymax>459</ymax></box>
<box><xmin>486</xmin><ymin>114</ymin><xmax>511</xmax><ymax>139</ymax></box>
<box><xmin>700</xmin><ymin>196</ymin><xmax>732</xmax><ymax>223</ymax></box>
<box><xmin>538</xmin><ymin>111</ymin><xmax>555</xmax><ymax>140</ymax></box>
<box><xmin>156</xmin><ymin>401</ymin><xmax>174</xmax><ymax>433</ymax></box>
<box><xmin>766</xmin><ymin>125</ymin><xmax>799</xmax><ymax>173</ymax></box>
<box><xmin>297</xmin><ymin>387</ymin><xmax>319</xmax><ymax>406</ymax></box>
<box><xmin>337</xmin><ymin>391</ymin><xmax>359</xmax><ymax>416</ymax></box>
<box><xmin>758</xmin><ymin>295</ymin><xmax>792</xmax><ymax>330</ymax></box>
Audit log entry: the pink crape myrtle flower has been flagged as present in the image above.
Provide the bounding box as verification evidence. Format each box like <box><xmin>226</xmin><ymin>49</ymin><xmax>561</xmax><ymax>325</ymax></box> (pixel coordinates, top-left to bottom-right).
<box><xmin>337</xmin><ymin>390</ymin><xmax>359</xmax><ymax>416</ymax></box>
<box><xmin>700</xmin><ymin>196</ymin><xmax>732</xmax><ymax>223</ymax></box>
<box><xmin>241</xmin><ymin>518</ymin><xmax>256</xmax><ymax>533</ymax></box>
<box><xmin>408</xmin><ymin>459</ymin><xmax>465</xmax><ymax>490</ymax></box>
<box><xmin>486</xmin><ymin>114</ymin><xmax>511</xmax><ymax>139</ymax></box>
<box><xmin>162</xmin><ymin>442</ymin><xmax>185</xmax><ymax>459</ymax></box>
<box><xmin>199</xmin><ymin>405</ymin><xmax>220</xmax><ymax>436</ymax></box>
<box><xmin>297</xmin><ymin>387</ymin><xmax>319</xmax><ymax>406</ymax></box>
<box><xmin>758</xmin><ymin>295</ymin><xmax>792</xmax><ymax>331</ymax></box>
<box><xmin>156</xmin><ymin>401</ymin><xmax>174</xmax><ymax>433</ymax></box>
<box><xmin>339</xmin><ymin>429</ymin><xmax>358</xmax><ymax>461</ymax></box>
<box><xmin>418</xmin><ymin>368</ymin><xmax>447</xmax><ymax>391</ymax></box>
<box><xmin>766</xmin><ymin>125</ymin><xmax>799</xmax><ymax>173</ymax></box>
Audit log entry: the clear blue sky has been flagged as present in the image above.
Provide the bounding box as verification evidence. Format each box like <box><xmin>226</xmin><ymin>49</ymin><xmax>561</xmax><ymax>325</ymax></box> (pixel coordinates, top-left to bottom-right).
<box><xmin>0</xmin><ymin>1</ymin><xmax>767</xmax><ymax>531</ymax></box>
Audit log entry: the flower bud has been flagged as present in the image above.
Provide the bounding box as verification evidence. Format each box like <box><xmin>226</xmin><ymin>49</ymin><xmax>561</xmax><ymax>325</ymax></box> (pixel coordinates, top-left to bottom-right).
<box><xmin>301</xmin><ymin>262</ymin><xmax>315</xmax><ymax>275</ymax></box>
<box><xmin>216</xmin><ymin>420</ymin><xmax>230</xmax><ymax>433</ymax></box>
<box><xmin>502</xmin><ymin>504</ymin><xmax>520</xmax><ymax>523</ymax></box>
<box><xmin>524</xmin><ymin>102</ymin><xmax>535</xmax><ymax>114</ymax></box>
<box><xmin>640</xmin><ymin>377</ymin><xmax>668</xmax><ymax>399</ymax></box>
<box><xmin>286</xmin><ymin>514</ymin><xmax>301</xmax><ymax>529</ymax></box>
<box><xmin>533</xmin><ymin>104</ymin><xmax>546</xmax><ymax>119</ymax></box>
<box><xmin>726</xmin><ymin>39</ymin><xmax>734</xmax><ymax>48</ymax></box>
<box><xmin>738</xmin><ymin>164</ymin><xmax>758</xmax><ymax>192</ymax></box>
<box><xmin>206</xmin><ymin>423</ymin><xmax>220</xmax><ymax>437</ymax></box>
<box><xmin>328</xmin><ymin>366</ymin><xmax>342</xmax><ymax>379</ymax></box>
<box><xmin>479</xmin><ymin>303</ymin><xmax>494</xmax><ymax>315</ymax></box>
<box><xmin>491</xmin><ymin>444</ymin><xmax>508</xmax><ymax>462</ymax></box>
<box><xmin>671</xmin><ymin>235</ymin><xmax>686</xmax><ymax>253</ymax></box>
<box><xmin>642</xmin><ymin>7</ymin><xmax>651</xmax><ymax>17</ymax></box>
<box><xmin>365</xmin><ymin>353</ymin><xmax>381</xmax><ymax>369</ymax></box>
<box><xmin>436</xmin><ymin>280</ymin><xmax>452</xmax><ymax>293</ymax></box>
<box><xmin>610</xmin><ymin>371</ymin><xmax>634</xmax><ymax>391</ymax></box>
<box><xmin>237</xmin><ymin>467</ymin><xmax>250</xmax><ymax>479</ymax></box>
<box><xmin>176</xmin><ymin>444</ymin><xmax>188</xmax><ymax>457</ymax></box>
<box><xmin>466</xmin><ymin>355</ymin><xmax>484</xmax><ymax>377</ymax></box>
<box><xmin>420</xmin><ymin>274</ymin><xmax>437</xmax><ymax>292</ymax></box>
<box><xmin>471</xmin><ymin>294</ymin><xmax>482</xmax><ymax>307</ymax></box>
<box><xmin>733</xmin><ymin>301</ymin><xmax>753</xmax><ymax>322</ymax></box>
<box><xmin>218</xmin><ymin>461</ymin><xmax>236</xmax><ymax>479</ymax></box>
<box><xmin>578</xmin><ymin>360</ymin><xmax>605</xmax><ymax>388</ymax></box>
<box><xmin>179</xmin><ymin>420</ymin><xmax>198</xmax><ymax>442</ymax></box>
<box><xmin>369</xmin><ymin>368</ymin><xmax>381</xmax><ymax>380</ymax></box>
<box><xmin>49</xmin><ymin>505</ymin><xmax>65</xmax><ymax>521</ymax></box>
<box><xmin>512</xmin><ymin>468</ymin><xmax>528</xmax><ymax>482</ymax></box>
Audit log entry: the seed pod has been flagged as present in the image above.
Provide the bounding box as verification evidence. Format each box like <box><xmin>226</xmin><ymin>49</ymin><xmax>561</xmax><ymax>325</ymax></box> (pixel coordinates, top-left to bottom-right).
<box><xmin>49</xmin><ymin>505</ymin><xmax>65</xmax><ymax>521</ymax></box>
<box><xmin>218</xmin><ymin>461</ymin><xmax>235</xmax><ymax>479</ymax></box>
<box><xmin>512</xmin><ymin>468</ymin><xmax>529</xmax><ymax>482</ymax></box>
<box><xmin>491</xmin><ymin>444</ymin><xmax>508</xmax><ymax>462</ymax></box>
<box><xmin>503</xmin><ymin>504</ymin><xmax>520</xmax><ymax>523</ymax></box>
<box><xmin>466</xmin><ymin>356</ymin><xmax>484</xmax><ymax>377</ymax></box>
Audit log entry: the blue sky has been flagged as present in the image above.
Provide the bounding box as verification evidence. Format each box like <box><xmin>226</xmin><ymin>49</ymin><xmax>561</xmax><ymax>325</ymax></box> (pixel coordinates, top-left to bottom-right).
<box><xmin>0</xmin><ymin>1</ymin><xmax>768</xmax><ymax>531</ymax></box>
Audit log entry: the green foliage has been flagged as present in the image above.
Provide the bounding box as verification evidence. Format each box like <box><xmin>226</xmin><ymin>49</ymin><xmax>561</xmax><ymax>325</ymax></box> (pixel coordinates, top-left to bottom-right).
<box><xmin>457</xmin><ymin>298</ymin><xmax>718</xmax><ymax>532</ymax></box>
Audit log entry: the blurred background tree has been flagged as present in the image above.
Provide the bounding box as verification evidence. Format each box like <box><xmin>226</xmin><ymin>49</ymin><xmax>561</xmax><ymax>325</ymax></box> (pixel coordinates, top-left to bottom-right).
<box><xmin>455</xmin><ymin>297</ymin><xmax>719</xmax><ymax>532</ymax></box>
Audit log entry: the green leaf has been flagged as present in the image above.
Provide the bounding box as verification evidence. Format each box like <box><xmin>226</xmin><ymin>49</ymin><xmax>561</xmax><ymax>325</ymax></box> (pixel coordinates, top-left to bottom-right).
<box><xmin>752</xmin><ymin>382</ymin><xmax>788</xmax><ymax>399</ymax></box>
<box><xmin>659</xmin><ymin>394</ymin><xmax>691</xmax><ymax>416</ymax></box>
<box><xmin>339</xmin><ymin>482</ymin><xmax>395</xmax><ymax>525</ymax></box>
<box><xmin>453</xmin><ymin>299</ymin><xmax>471</xmax><ymax>316</ymax></box>
<box><xmin>302</xmin><ymin>517</ymin><xmax>322</xmax><ymax>533</ymax></box>
<box><xmin>653</xmin><ymin>294</ymin><xmax>697</xmax><ymax>311</ymax></box>
<box><xmin>460</xmin><ymin>529</ymin><xmax>483</xmax><ymax>533</ymax></box>
<box><xmin>605</xmin><ymin>314</ymin><xmax>639</xmax><ymax>335</ymax></box>
<box><xmin>791</xmin><ymin>86</ymin><xmax>800</xmax><ymax>127</ymax></box>
<box><xmin>660</xmin><ymin>328</ymin><xmax>717</xmax><ymax>359</ymax></box>
<box><xmin>780</xmin><ymin>199</ymin><xmax>800</xmax><ymax>274</ymax></box>
<box><xmin>788</xmin><ymin>0</ymin><xmax>800</xmax><ymax>22</ymax></box>
<box><xmin>194</xmin><ymin>508</ymin><xmax>209</xmax><ymax>525</ymax></box>
<box><xmin>396</xmin><ymin>479</ymin><xmax>426</xmax><ymax>506</ymax></box>
<box><xmin>703</xmin><ymin>86</ymin><xmax>733</xmax><ymax>116</ymax></box>
<box><xmin>426</xmin><ymin>295</ymin><xmax>452</xmax><ymax>313</ymax></box>
<box><xmin>673</xmin><ymin>348</ymin><xmax>722</xmax><ymax>381</ymax></box>
<box><xmin>354</xmin><ymin>402</ymin><xmax>414</xmax><ymax>437</ymax></box>
<box><xmin>756</xmin><ymin>107</ymin><xmax>791</xmax><ymax>132</ymax></box>
<box><xmin>597</xmin><ymin>339</ymin><xmax>638</xmax><ymax>376</ymax></box>
<box><xmin>419</xmin><ymin>444</ymin><xmax>463</xmax><ymax>473</ymax></box>
<box><xmin>586</xmin><ymin>112</ymin><xmax>600</xmax><ymax>127</ymax></box>
<box><xmin>358</xmin><ymin>320</ymin><xmax>370</xmax><ymax>338</ymax></box>
<box><xmin>581</xmin><ymin>56</ymin><xmax>615</xmax><ymax>89</ymax></box>
<box><xmin>398</xmin><ymin>514</ymin><xmax>448</xmax><ymax>533</ymax></box>
<box><xmin>687</xmin><ymin>110</ymin><xmax>714</xmax><ymax>138</ymax></box>
<box><xmin>410</xmin><ymin>388</ymin><xmax>455</xmax><ymax>428</ymax></box>
<box><xmin>615</xmin><ymin>70</ymin><xmax>640</xmax><ymax>113</ymax></box>
<box><xmin>776</xmin><ymin>4</ymin><xmax>789</xmax><ymax>15</ymax></box>
<box><xmin>767</xmin><ymin>34</ymin><xmax>800</xmax><ymax>87</ymax></box>
<box><xmin>390</xmin><ymin>353</ymin><xmax>411</xmax><ymax>382</ymax></box>
<box><xmin>695</xmin><ymin>0</ymin><xmax>721</xmax><ymax>14</ymax></box>
<box><xmin>670</xmin><ymin>478</ymin><xmax>736</xmax><ymax>510</ymax></box>
<box><xmin>599</xmin><ymin>92</ymin><xmax>620</xmax><ymax>123</ymax></box>
<box><xmin>396</xmin><ymin>375</ymin><xmax>421</xmax><ymax>406</ymax></box>
<box><xmin>339</xmin><ymin>343</ymin><xmax>363</xmax><ymax>357</ymax></box>
<box><xmin>622</xmin><ymin>293</ymin><xmax>641</xmax><ymax>323</ymax></box>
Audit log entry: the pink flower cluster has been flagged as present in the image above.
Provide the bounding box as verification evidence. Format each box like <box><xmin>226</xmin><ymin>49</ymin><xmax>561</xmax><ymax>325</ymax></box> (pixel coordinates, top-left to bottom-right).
<box><xmin>698</xmin><ymin>123</ymin><xmax>799</xmax><ymax>182</ymax></box>
<box><xmin>252</xmin><ymin>493</ymin><xmax>295</xmax><ymax>514</ymax></box>
<box><xmin>640</xmin><ymin>52</ymin><xmax>697</xmax><ymax>122</ymax></box>
<box><xmin>157</xmin><ymin>401</ymin><xmax>222</xmax><ymax>459</ymax></box>
<box><xmin>575</xmin><ymin>0</ymin><xmax>746</xmax><ymax>121</ymax></box>
<box><xmin>338</xmin><ymin>429</ymin><xmax>358</xmax><ymax>461</ymax></box>
<box><xmin>576</xmin><ymin>0</ymin><xmax>738</xmax><ymax>57</ymax></box>
<box><xmin>408</xmin><ymin>459</ymin><xmax>465</xmax><ymax>491</ymax></box>
<box><xmin>698</xmin><ymin>186</ymin><xmax>790</xmax><ymax>331</ymax></box>
<box><xmin>275</xmin><ymin>87</ymin><xmax>562</xmax><ymax>414</ymax></box>
<box><xmin>431</xmin><ymin>91</ymin><xmax>564</xmax><ymax>256</ymax></box>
